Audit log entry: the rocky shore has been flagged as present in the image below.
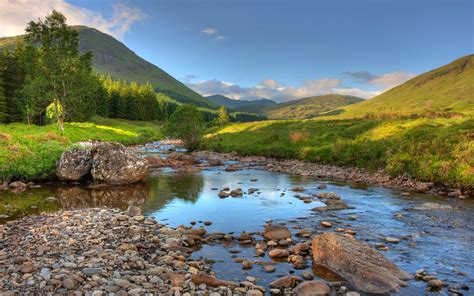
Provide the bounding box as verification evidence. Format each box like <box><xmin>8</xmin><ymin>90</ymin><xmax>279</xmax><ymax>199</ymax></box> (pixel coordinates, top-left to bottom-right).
<box><xmin>192</xmin><ymin>151</ymin><xmax>471</xmax><ymax>198</ymax></box>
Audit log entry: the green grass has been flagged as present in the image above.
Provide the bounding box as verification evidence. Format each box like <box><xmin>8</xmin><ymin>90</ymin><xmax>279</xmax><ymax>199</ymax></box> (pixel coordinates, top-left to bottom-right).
<box><xmin>204</xmin><ymin>117</ymin><xmax>474</xmax><ymax>188</ymax></box>
<box><xmin>0</xmin><ymin>116</ymin><xmax>163</xmax><ymax>180</ymax></box>
<box><xmin>334</xmin><ymin>54</ymin><xmax>474</xmax><ymax>119</ymax></box>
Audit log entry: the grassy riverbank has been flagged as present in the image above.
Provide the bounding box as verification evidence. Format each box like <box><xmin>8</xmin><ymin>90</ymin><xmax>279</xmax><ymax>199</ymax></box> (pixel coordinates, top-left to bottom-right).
<box><xmin>204</xmin><ymin>117</ymin><xmax>474</xmax><ymax>188</ymax></box>
<box><xmin>0</xmin><ymin>117</ymin><xmax>163</xmax><ymax>180</ymax></box>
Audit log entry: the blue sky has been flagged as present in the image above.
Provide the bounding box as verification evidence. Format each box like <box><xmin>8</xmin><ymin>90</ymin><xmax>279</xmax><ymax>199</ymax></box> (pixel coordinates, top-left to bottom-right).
<box><xmin>1</xmin><ymin>0</ymin><xmax>472</xmax><ymax>101</ymax></box>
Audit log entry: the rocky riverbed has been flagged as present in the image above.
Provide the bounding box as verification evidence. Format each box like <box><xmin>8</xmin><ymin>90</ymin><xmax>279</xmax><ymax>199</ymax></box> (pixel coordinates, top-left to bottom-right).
<box><xmin>192</xmin><ymin>150</ymin><xmax>472</xmax><ymax>199</ymax></box>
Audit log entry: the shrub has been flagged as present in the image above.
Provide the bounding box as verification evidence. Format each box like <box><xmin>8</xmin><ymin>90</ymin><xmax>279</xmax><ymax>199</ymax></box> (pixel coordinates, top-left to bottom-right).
<box><xmin>165</xmin><ymin>104</ymin><xmax>205</xmax><ymax>151</ymax></box>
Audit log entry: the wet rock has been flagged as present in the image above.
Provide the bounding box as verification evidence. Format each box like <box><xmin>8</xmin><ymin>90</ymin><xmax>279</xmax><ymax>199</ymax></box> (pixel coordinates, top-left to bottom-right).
<box><xmin>292</xmin><ymin>187</ymin><xmax>305</xmax><ymax>192</ymax></box>
<box><xmin>208</xmin><ymin>159</ymin><xmax>222</xmax><ymax>166</ymax></box>
<box><xmin>263</xmin><ymin>224</ymin><xmax>292</xmax><ymax>240</ymax></box>
<box><xmin>263</xmin><ymin>265</ymin><xmax>276</xmax><ymax>273</ymax></box>
<box><xmin>293</xmin><ymin>281</ymin><xmax>330</xmax><ymax>296</ymax></box>
<box><xmin>427</xmin><ymin>279</ymin><xmax>443</xmax><ymax>289</ymax></box>
<box><xmin>91</xmin><ymin>142</ymin><xmax>149</xmax><ymax>185</ymax></box>
<box><xmin>218</xmin><ymin>191</ymin><xmax>230</xmax><ymax>198</ymax></box>
<box><xmin>167</xmin><ymin>152</ymin><xmax>200</xmax><ymax>165</ymax></box>
<box><xmin>320</xmin><ymin>221</ymin><xmax>332</xmax><ymax>227</ymax></box>
<box><xmin>242</xmin><ymin>260</ymin><xmax>253</xmax><ymax>270</ymax></box>
<box><xmin>385</xmin><ymin>237</ymin><xmax>400</xmax><ymax>244</ymax></box>
<box><xmin>411</xmin><ymin>203</ymin><xmax>453</xmax><ymax>211</ymax></box>
<box><xmin>269</xmin><ymin>249</ymin><xmax>290</xmax><ymax>258</ymax></box>
<box><xmin>246</xmin><ymin>290</ymin><xmax>263</xmax><ymax>296</ymax></box>
<box><xmin>230</xmin><ymin>189</ymin><xmax>243</xmax><ymax>197</ymax></box>
<box><xmin>269</xmin><ymin>275</ymin><xmax>302</xmax><ymax>289</ymax></box>
<box><xmin>311</xmin><ymin>233</ymin><xmax>410</xmax><ymax>295</ymax></box>
<box><xmin>302</xmin><ymin>271</ymin><xmax>314</xmax><ymax>280</ymax></box>
<box><xmin>448</xmin><ymin>189</ymin><xmax>462</xmax><ymax>198</ymax></box>
<box><xmin>56</xmin><ymin>148</ymin><xmax>92</xmax><ymax>181</ymax></box>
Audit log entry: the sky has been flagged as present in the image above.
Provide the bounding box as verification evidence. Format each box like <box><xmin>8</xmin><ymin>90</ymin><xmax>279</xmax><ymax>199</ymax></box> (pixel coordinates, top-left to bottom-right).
<box><xmin>0</xmin><ymin>0</ymin><xmax>472</xmax><ymax>102</ymax></box>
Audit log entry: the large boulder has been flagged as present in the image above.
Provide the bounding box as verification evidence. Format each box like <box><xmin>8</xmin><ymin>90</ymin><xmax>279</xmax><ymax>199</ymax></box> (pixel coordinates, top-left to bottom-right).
<box><xmin>56</xmin><ymin>148</ymin><xmax>92</xmax><ymax>181</ymax></box>
<box><xmin>311</xmin><ymin>233</ymin><xmax>410</xmax><ymax>295</ymax></box>
<box><xmin>91</xmin><ymin>143</ymin><xmax>149</xmax><ymax>185</ymax></box>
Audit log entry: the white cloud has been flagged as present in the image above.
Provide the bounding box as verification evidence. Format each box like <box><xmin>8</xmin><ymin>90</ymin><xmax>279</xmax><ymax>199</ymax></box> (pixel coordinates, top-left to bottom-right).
<box><xmin>344</xmin><ymin>70</ymin><xmax>415</xmax><ymax>90</ymax></box>
<box><xmin>369</xmin><ymin>72</ymin><xmax>415</xmax><ymax>89</ymax></box>
<box><xmin>186</xmin><ymin>77</ymin><xmax>380</xmax><ymax>102</ymax></box>
<box><xmin>0</xmin><ymin>0</ymin><xmax>144</xmax><ymax>40</ymax></box>
<box><xmin>200</xmin><ymin>26</ymin><xmax>225</xmax><ymax>40</ymax></box>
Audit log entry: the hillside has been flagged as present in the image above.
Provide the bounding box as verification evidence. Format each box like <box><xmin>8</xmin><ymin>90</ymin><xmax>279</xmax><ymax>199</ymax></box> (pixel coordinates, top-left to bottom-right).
<box><xmin>335</xmin><ymin>54</ymin><xmax>474</xmax><ymax>118</ymax></box>
<box><xmin>205</xmin><ymin>95</ymin><xmax>277</xmax><ymax>109</ymax></box>
<box><xmin>263</xmin><ymin>95</ymin><xmax>364</xmax><ymax>119</ymax></box>
<box><xmin>0</xmin><ymin>26</ymin><xmax>215</xmax><ymax>108</ymax></box>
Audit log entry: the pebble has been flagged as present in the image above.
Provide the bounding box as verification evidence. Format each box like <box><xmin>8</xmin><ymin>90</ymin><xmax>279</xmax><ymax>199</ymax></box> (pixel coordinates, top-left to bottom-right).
<box><xmin>385</xmin><ymin>237</ymin><xmax>400</xmax><ymax>243</ymax></box>
<box><xmin>320</xmin><ymin>221</ymin><xmax>332</xmax><ymax>227</ymax></box>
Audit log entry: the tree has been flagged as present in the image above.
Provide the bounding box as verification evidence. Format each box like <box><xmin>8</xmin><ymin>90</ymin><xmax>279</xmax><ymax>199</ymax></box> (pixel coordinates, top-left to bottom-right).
<box><xmin>165</xmin><ymin>104</ymin><xmax>205</xmax><ymax>151</ymax></box>
<box><xmin>23</xmin><ymin>10</ymin><xmax>96</xmax><ymax>130</ymax></box>
<box><xmin>0</xmin><ymin>73</ymin><xmax>7</xmax><ymax>123</ymax></box>
<box><xmin>216</xmin><ymin>106</ymin><xmax>230</xmax><ymax>125</ymax></box>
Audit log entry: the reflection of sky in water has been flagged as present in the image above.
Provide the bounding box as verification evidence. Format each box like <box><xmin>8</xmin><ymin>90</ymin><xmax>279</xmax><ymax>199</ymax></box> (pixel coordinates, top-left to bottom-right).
<box><xmin>143</xmin><ymin>168</ymin><xmax>325</xmax><ymax>232</ymax></box>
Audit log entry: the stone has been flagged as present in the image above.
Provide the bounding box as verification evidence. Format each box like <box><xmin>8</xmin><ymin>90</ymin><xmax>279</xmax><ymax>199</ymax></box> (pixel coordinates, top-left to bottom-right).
<box><xmin>311</xmin><ymin>233</ymin><xmax>410</xmax><ymax>295</ymax></box>
<box><xmin>269</xmin><ymin>276</ymin><xmax>302</xmax><ymax>289</ymax></box>
<box><xmin>320</xmin><ymin>221</ymin><xmax>332</xmax><ymax>227</ymax></box>
<box><xmin>191</xmin><ymin>274</ymin><xmax>238</xmax><ymax>288</ymax></box>
<box><xmin>9</xmin><ymin>181</ymin><xmax>27</xmax><ymax>189</ymax></box>
<box><xmin>263</xmin><ymin>265</ymin><xmax>276</xmax><ymax>273</ymax></box>
<box><xmin>56</xmin><ymin>148</ymin><xmax>92</xmax><ymax>181</ymax></box>
<box><xmin>302</xmin><ymin>271</ymin><xmax>314</xmax><ymax>280</ymax></box>
<box><xmin>230</xmin><ymin>189</ymin><xmax>243</xmax><ymax>197</ymax></box>
<box><xmin>292</xmin><ymin>187</ymin><xmax>305</xmax><ymax>192</ymax></box>
<box><xmin>91</xmin><ymin>142</ymin><xmax>149</xmax><ymax>185</ymax></box>
<box><xmin>208</xmin><ymin>159</ymin><xmax>222</xmax><ymax>166</ymax></box>
<box><xmin>263</xmin><ymin>224</ymin><xmax>292</xmax><ymax>240</ymax></box>
<box><xmin>20</xmin><ymin>261</ymin><xmax>35</xmax><ymax>273</ymax></box>
<box><xmin>218</xmin><ymin>191</ymin><xmax>230</xmax><ymax>198</ymax></box>
<box><xmin>427</xmin><ymin>279</ymin><xmax>443</xmax><ymax>289</ymax></box>
<box><xmin>246</xmin><ymin>290</ymin><xmax>263</xmax><ymax>296</ymax></box>
<box><xmin>169</xmin><ymin>272</ymin><xmax>185</xmax><ymax>287</ymax></box>
<box><xmin>126</xmin><ymin>205</ymin><xmax>141</xmax><ymax>217</ymax></box>
<box><xmin>411</xmin><ymin>203</ymin><xmax>453</xmax><ymax>211</ymax></box>
<box><xmin>415</xmin><ymin>182</ymin><xmax>432</xmax><ymax>193</ymax></box>
<box><xmin>62</xmin><ymin>278</ymin><xmax>75</xmax><ymax>290</ymax></box>
<box><xmin>293</xmin><ymin>281</ymin><xmax>330</xmax><ymax>296</ymax></box>
<box><xmin>83</xmin><ymin>268</ymin><xmax>103</xmax><ymax>277</ymax></box>
<box><xmin>113</xmin><ymin>278</ymin><xmax>130</xmax><ymax>288</ymax></box>
<box><xmin>269</xmin><ymin>249</ymin><xmax>289</xmax><ymax>258</ymax></box>
<box><xmin>203</xmin><ymin>221</ymin><xmax>213</xmax><ymax>226</ymax></box>
<box><xmin>242</xmin><ymin>260</ymin><xmax>253</xmax><ymax>270</ymax></box>
<box><xmin>385</xmin><ymin>237</ymin><xmax>400</xmax><ymax>243</ymax></box>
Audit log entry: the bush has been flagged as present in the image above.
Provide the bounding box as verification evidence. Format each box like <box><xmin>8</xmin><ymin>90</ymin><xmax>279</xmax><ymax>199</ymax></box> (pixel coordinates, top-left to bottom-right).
<box><xmin>165</xmin><ymin>104</ymin><xmax>205</xmax><ymax>151</ymax></box>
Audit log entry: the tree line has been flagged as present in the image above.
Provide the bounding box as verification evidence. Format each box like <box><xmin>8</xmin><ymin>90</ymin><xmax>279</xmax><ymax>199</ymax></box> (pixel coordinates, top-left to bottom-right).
<box><xmin>0</xmin><ymin>11</ymin><xmax>265</xmax><ymax>129</ymax></box>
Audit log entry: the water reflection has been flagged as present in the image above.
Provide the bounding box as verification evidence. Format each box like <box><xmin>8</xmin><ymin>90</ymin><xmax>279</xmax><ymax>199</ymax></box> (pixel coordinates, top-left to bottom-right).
<box><xmin>56</xmin><ymin>183</ymin><xmax>150</xmax><ymax>210</ymax></box>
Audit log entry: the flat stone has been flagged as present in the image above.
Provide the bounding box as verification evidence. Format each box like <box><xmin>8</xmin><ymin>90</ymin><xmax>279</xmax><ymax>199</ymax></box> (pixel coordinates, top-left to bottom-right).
<box><xmin>293</xmin><ymin>281</ymin><xmax>330</xmax><ymax>296</ymax></box>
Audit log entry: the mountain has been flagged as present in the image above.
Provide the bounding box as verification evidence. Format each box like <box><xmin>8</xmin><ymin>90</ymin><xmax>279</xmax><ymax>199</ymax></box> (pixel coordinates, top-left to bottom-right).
<box><xmin>0</xmin><ymin>26</ymin><xmax>215</xmax><ymax>108</ymax></box>
<box><xmin>205</xmin><ymin>95</ymin><xmax>277</xmax><ymax>109</ymax></box>
<box><xmin>261</xmin><ymin>95</ymin><xmax>364</xmax><ymax>119</ymax></box>
<box><xmin>336</xmin><ymin>54</ymin><xmax>474</xmax><ymax>118</ymax></box>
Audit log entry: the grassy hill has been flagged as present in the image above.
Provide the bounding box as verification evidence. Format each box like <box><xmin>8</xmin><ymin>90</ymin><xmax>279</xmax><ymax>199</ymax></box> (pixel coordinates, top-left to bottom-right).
<box><xmin>335</xmin><ymin>54</ymin><xmax>474</xmax><ymax>118</ymax></box>
<box><xmin>0</xmin><ymin>26</ymin><xmax>215</xmax><ymax>108</ymax></box>
<box><xmin>263</xmin><ymin>95</ymin><xmax>364</xmax><ymax>119</ymax></box>
<box><xmin>203</xmin><ymin>55</ymin><xmax>474</xmax><ymax>187</ymax></box>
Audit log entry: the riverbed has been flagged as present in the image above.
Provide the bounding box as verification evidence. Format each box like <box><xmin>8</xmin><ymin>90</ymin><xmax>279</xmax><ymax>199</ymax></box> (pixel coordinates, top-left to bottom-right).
<box><xmin>1</xmin><ymin>141</ymin><xmax>472</xmax><ymax>295</ymax></box>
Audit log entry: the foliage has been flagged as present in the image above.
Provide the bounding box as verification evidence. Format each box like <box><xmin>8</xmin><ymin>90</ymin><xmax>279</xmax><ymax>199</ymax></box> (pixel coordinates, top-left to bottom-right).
<box><xmin>204</xmin><ymin>117</ymin><xmax>474</xmax><ymax>188</ymax></box>
<box><xmin>165</xmin><ymin>104</ymin><xmax>205</xmax><ymax>151</ymax></box>
<box><xmin>216</xmin><ymin>106</ymin><xmax>230</xmax><ymax>125</ymax></box>
<box><xmin>20</xmin><ymin>11</ymin><xmax>99</xmax><ymax>130</ymax></box>
<box><xmin>0</xmin><ymin>117</ymin><xmax>163</xmax><ymax>180</ymax></box>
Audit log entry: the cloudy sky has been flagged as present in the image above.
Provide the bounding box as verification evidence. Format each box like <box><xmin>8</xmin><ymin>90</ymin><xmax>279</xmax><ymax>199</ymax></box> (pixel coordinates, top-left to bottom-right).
<box><xmin>1</xmin><ymin>0</ymin><xmax>472</xmax><ymax>102</ymax></box>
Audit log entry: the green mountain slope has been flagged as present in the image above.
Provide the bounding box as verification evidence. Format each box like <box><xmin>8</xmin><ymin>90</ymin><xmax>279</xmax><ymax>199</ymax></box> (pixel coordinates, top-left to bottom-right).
<box><xmin>263</xmin><ymin>95</ymin><xmax>364</xmax><ymax>119</ymax></box>
<box><xmin>336</xmin><ymin>54</ymin><xmax>474</xmax><ymax>118</ymax></box>
<box><xmin>205</xmin><ymin>94</ymin><xmax>277</xmax><ymax>109</ymax></box>
<box><xmin>0</xmin><ymin>26</ymin><xmax>215</xmax><ymax>108</ymax></box>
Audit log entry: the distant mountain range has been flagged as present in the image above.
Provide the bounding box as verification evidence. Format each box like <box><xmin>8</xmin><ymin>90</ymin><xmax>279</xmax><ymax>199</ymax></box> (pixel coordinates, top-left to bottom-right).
<box><xmin>0</xmin><ymin>26</ymin><xmax>216</xmax><ymax>108</ymax></box>
<box><xmin>206</xmin><ymin>94</ymin><xmax>364</xmax><ymax>119</ymax></box>
<box><xmin>205</xmin><ymin>95</ymin><xmax>277</xmax><ymax>109</ymax></box>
